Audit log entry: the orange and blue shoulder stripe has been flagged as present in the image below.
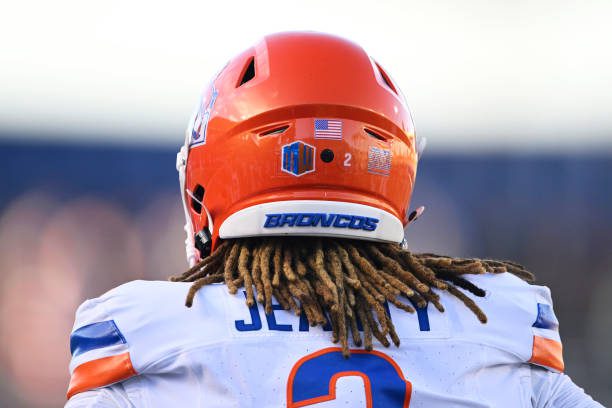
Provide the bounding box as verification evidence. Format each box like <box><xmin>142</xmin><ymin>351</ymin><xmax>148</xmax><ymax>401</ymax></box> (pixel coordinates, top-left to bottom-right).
<box><xmin>67</xmin><ymin>320</ymin><xmax>137</xmax><ymax>399</ymax></box>
<box><xmin>529</xmin><ymin>303</ymin><xmax>564</xmax><ymax>372</ymax></box>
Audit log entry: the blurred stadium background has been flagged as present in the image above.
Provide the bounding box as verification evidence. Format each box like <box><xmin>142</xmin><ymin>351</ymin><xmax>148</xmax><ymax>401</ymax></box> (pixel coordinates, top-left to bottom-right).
<box><xmin>1</xmin><ymin>0</ymin><xmax>611</xmax><ymax>406</ymax></box>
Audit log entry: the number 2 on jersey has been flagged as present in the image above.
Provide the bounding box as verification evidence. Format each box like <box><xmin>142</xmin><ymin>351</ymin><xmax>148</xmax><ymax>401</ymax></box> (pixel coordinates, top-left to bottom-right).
<box><xmin>287</xmin><ymin>347</ymin><xmax>411</xmax><ymax>407</ymax></box>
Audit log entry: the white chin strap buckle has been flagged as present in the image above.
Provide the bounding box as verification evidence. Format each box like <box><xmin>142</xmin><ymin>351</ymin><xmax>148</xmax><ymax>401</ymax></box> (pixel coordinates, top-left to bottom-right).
<box><xmin>176</xmin><ymin>146</ymin><xmax>187</xmax><ymax>171</ymax></box>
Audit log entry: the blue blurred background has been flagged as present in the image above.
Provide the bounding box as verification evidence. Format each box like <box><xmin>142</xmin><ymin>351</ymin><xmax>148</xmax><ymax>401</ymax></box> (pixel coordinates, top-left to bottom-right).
<box><xmin>1</xmin><ymin>0</ymin><xmax>611</xmax><ymax>406</ymax></box>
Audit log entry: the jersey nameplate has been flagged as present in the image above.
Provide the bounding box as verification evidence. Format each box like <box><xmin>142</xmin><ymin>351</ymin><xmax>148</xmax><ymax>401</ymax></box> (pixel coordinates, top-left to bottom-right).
<box><xmin>226</xmin><ymin>291</ymin><xmax>449</xmax><ymax>339</ymax></box>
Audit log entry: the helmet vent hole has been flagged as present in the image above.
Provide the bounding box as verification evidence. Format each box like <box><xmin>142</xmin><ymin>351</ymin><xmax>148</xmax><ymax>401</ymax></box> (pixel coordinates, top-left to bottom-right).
<box><xmin>375</xmin><ymin>62</ymin><xmax>397</xmax><ymax>95</ymax></box>
<box><xmin>260</xmin><ymin>125</ymin><xmax>289</xmax><ymax>137</ymax></box>
<box><xmin>190</xmin><ymin>184</ymin><xmax>205</xmax><ymax>214</ymax></box>
<box><xmin>238</xmin><ymin>57</ymin><xmax>256</xmax><ymax>87</ymax></box>
<box><xmin>364</xmin><ymin>128</ymin><xmax>386</xmax><ymax>141</ymax></box>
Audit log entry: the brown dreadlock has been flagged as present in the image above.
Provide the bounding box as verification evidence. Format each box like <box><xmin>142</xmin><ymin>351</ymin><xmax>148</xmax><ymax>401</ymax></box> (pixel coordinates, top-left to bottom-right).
<box><xmin>170</xmin><ymin>237</ymin><xmax>534</xmax><ymax>357</ymax></box>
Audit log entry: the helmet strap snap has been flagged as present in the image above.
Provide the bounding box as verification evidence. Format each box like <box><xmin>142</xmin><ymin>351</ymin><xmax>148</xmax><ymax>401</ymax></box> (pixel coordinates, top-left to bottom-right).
<box><xmin>194</xmin><ymin>228</ymin><xmax>212</xmax><ymax>258</ymax></box>
<box><xmin>407</xmin><ymin>205</ymin><xmax>426</xmax><ymax>224</ymax></box>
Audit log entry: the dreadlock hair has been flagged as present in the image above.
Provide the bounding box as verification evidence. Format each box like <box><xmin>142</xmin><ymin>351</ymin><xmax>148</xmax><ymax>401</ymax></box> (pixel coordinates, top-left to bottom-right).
<box><xmin>170</xmin><ymin>237</ymin><xmax>534</xmax><ymax>358</ymax></box>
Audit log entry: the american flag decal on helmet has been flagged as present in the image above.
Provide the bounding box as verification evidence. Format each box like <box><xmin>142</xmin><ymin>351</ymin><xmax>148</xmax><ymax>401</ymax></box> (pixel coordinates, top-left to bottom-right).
<box><xmin>314</xmin><ymin>119</ymin><xmax>342</xmax><ymax>140</ymax></box>
<box><xmin>282</xmin><ymin>141</ymin><xmax>315</xmax><ymax>177</ymax></box>
<box><xmin>368</xmin><ymin>146</ymin><xmax>392</xmax><ymax>176</ymax></box>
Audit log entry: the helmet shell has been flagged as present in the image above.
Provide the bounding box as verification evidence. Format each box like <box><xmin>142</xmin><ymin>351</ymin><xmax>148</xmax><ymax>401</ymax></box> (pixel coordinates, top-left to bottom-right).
<box><xmin>180</xmin><ymin>32</ymin><xmax>418</xmax><ymax>261</ymax></box>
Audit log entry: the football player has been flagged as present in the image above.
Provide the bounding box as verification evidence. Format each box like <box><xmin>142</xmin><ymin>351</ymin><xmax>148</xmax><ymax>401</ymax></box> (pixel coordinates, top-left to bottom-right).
<box><xmin>65</xmin><ymin>32</ymin><xmax>603</xmax><ymax>407</ymax></box>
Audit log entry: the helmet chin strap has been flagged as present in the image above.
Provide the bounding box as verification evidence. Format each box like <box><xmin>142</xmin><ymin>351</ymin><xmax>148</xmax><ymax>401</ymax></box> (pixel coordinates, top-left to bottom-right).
<box><xmin>177</xmin><ymin>143</ymin><xmax>199</xmax><ymax>267</ymax></box>
<box><xmin>185</xmin><ymin>189</ymin><xmax>214</xmax><ymax>239</ymax></box>
<box><xmin>401</xmin><ymin>134</ymin><xmax>426</xmax><ymax>250</ymax></box>
<box><xmin>177</xmin><ymin>122</ymin><xmax>216</xmax><ymax>267</ymax></box>
<box><xmin>177</xmin><ymin>89</ymin><xmax>220</xmax><ymax>266</ymax></box>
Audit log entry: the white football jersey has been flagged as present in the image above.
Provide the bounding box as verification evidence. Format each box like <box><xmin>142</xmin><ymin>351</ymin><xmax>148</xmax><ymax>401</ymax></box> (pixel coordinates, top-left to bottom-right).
<box><xmin>65</xmin><ymin>272</ymin><xmax>592</xmax><ymax>407</ymax></box>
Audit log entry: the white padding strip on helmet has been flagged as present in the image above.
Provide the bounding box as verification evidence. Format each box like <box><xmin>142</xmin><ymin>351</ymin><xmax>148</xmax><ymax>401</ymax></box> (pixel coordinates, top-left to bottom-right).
<box><xmin>219</xmin><ymin>200</ymin><xmax>404</xmax><ymax>243</ymax></box>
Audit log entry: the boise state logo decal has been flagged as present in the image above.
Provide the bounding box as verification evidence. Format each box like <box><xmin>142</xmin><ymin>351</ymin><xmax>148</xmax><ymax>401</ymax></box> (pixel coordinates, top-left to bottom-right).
<box><xmin>191</xmin><ymin>86</ymin><xmax>219</xmax><ymax>146</ymax></box>
<box><xmin>282</xmin><ymin>141</ymin><xmax>315</xmax><ymax>177</ymax></box>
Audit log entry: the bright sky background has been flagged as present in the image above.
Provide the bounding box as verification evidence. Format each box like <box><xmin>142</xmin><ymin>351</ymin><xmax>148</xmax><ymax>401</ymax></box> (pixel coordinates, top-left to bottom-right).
<box><xmin>1</xmin><ymin>0</ymin><xmax>611</xmax><ymax>152</ymax></box>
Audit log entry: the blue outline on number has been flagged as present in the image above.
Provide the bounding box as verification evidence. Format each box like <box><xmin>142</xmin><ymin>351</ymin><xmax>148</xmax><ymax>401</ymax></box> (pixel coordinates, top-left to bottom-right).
<box><xmin>287</xmin><ymin>347</ymin><xmax>411</xmax><ymax>407</ymax></box>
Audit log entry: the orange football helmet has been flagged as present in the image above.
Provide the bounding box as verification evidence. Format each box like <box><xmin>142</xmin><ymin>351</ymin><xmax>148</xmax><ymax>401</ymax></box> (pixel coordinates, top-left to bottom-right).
<box><xmin>177</xmin><ymin>32</ymin><xmax>425</xmax><ymax>266</ymax></box>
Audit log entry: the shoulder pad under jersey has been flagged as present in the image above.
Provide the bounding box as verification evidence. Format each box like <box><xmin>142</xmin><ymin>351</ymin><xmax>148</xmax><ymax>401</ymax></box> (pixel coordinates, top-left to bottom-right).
<box><xmin>67</xmin><ymin>280</ymin><xmax>225</xmax><ymax>399</ymax></box>
<box><xmin>458</xmin><ymin>273</ymin><xmax>564</xmax><ymax>373</ymax></box>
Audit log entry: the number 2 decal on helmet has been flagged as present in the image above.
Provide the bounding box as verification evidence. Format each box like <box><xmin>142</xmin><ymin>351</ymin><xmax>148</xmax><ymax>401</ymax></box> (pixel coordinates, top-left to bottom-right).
<box><xmin>287</xmin><ymin>347</ymin><xmax>412</xmax><ymax>407</ymax></box>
